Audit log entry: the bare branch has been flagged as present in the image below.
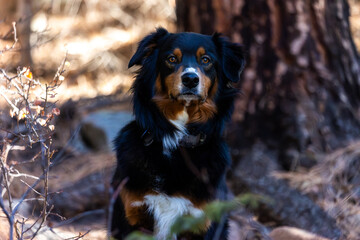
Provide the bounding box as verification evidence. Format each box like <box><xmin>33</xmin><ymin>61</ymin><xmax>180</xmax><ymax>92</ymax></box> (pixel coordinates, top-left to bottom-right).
<box><xmin>0</xmin><ymin>22</ymin><xmax>70</xmax><ymax>239</ymax></box>
<box><xmin>9</xmin><ymin>171</ymin><xmax>40</xmax><ymax>180</ymax></box>
<box><xmin>19</xmin><ymin>179</ymin><xmax>43</xmax><ymax>196</ymax></box>
<box><xmin>107</xmin><ymin>178</ymin><xmax>129</xmax><ymax>239</ymax></box>
<box><xmin>0</xmin><ymin>89</ymin><xmax>20</xmax><ymax>114</ymax></box>
<box><xmin>0</xmin><ymin>22</ymin><xmax>18</xmax><ymax>54</ymax></box>
<box><xmin>53</xmin><ymin>209</ymin><xmax>105</xmax><ymax>228</ymax></box>
<box><xmin>64</xmin><ymin>230</ymin><xmax>91</xmax><ymax>240</ymax></box>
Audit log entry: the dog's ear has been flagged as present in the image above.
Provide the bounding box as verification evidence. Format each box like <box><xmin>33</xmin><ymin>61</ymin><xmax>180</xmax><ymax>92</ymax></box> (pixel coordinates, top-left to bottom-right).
<box><xmin>212</xmin><ymin>33</ymin><xmax>246</xmax><ymax>83</ymax></box>
<box><xmin>128</xmin><ymin>28</ymin><xmax>169</xmax><ymax>68</ymax></box>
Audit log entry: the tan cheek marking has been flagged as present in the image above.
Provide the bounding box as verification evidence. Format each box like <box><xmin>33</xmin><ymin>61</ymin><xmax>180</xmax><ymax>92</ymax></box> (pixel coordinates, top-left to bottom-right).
<box><xmin>153</xmin><ymin>67</ymin><xmax>186</xmax><ymax>122</ymax></box>
<box><xmin>155</xmin><ymin>75</ymin><xmax>162</xmax><ymax>94</ymax></box>
<box><xmin>164</xmin><ymin>66</ymin><xmax>183</xmax><ymax>97</ymax></box>
<box><xmin>197</xmin><ymin>67</ymin><xmax>212</xmax><ymax>98</ymax></box>
<box><xmin>173</xmin><ymin>48</ymin><xmax>183</xmax><ymax>62</ymax></box>
<box><xmin>202</xmin><ymin>75</ymin><xmax>212</xmax><ymax>97</ymax></box>
<box><xmin>174</xmin><ymin>66</ymin><xmax>184</xmax><ymax>94</ymax></box>
<box><xmin>165</xmin><ymin>74</ymin><xmax>176</xmax><ymax>97</ymax></box>
<box><xmin>197</xmin><ymin>67</ymin><xmax>217</xmax><ymax>99</ymax></box>
<box><xmin>208</xmin><ymin>77</ymin><xmax>218</xmax><ymax>98</ymax></box>
<box><xmin>164</xmin><ymin>73</ymin><xmax>174</xmax><ymax>96</ymax></box>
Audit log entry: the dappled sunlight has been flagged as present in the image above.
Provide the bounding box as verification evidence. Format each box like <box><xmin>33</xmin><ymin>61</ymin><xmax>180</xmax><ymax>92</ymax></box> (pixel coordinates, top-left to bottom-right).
<box><xmin>2</xmin><ymin>0</ymin><xmax>175</xmax><ymax>99</ymax></box>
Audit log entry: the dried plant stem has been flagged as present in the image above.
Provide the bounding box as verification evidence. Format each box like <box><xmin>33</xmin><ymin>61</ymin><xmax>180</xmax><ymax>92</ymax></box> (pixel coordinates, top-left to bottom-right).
<box><xmin>0</xmin><ymin>22</ymin><xmax>18</xmax><ymax>54</ymax></box>
<box><xmin>30</xmin><ymin>140</ymin><xmax>50</xmax><ymax>240</ymax></box>
<box><xmin>0</xmin><ymin>90</ymin><xmax>20</xmax><ymax>114</ymax></box>
<box><xmin>0</xmin><ymin>22</ymin><xmax>72</xmax><ymax>239</ymax></box>
<box><xmin>107</xmin><ymin>178</ymin><xmax>128</xmax><ymax>239</ymax></box>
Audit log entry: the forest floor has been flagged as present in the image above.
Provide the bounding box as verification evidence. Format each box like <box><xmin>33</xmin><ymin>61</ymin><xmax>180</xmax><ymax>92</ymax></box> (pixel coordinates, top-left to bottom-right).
<box><xmin>1</xmin><ymin>0</ymin><xmax>360</xmax><ymax>239</ymax></box>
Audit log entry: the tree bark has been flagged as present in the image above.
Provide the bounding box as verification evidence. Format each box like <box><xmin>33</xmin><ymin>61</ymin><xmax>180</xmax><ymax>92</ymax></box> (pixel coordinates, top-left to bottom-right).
<box><xmin>176</xmin><ymin>0</ymin><xmax>360</xmax><ymax>166</ymax></box>
<box><xmin>176</xmin><ymin>0</ymin><xmax>360</xmax><ymax>238</ymax></box>
<box><xmin>16</xmin><ymin>0</ymin><xmax>33</xmax><ymax>67</ymax></box>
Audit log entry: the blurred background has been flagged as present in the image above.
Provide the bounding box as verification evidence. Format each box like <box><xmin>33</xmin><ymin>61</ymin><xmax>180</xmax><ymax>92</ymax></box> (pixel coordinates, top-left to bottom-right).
<box><xmin>1</xmin><ymin>0</ymin><xmax>360</xmax><ymax>239</ymax></box>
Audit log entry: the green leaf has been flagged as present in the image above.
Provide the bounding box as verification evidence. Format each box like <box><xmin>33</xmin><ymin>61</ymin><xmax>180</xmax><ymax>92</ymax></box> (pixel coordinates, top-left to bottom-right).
<box><xmin>237</xmin><ymin>193</ymin><xmax>273</xmax><ymax>210</ymax></box>
<box><xmin>170</xmin><ymin>214</ymin><xmax>208</xmax><ymax>235</ymax></box>
<box><xmin>204</xmin><ymin>198</ymin><xmax>240</xmax><ymax>222</ymax></box>
<box><xmin>125</xmin><ymin>231</ymin><xmax>155</xmax><ymax>240</ymax></box>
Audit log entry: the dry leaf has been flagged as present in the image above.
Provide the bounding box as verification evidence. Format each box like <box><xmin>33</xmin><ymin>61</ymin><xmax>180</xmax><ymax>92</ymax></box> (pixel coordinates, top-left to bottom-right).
<box><xmin>52</xmin><ymin>108</ymin><xmax>60</xmax><ymax>116</ymax></box>
<box><xmin>34</xmin><ymin>100</ymin><xmax>42</xmax><ymax>106</ymax></box>
<box><xmin>24</xmin><ymin>68</ymin><xmax>33</xmax><ymax>79</ymax></box>
<box><xmin>36</xmin><ymin>118</ymin><xmax>47</xmax><ymax>126</ymax></box>
<box><xmin>18</xmin><ymin>108</ymin><xmax>27</xmax><ymax>120</ymax></box>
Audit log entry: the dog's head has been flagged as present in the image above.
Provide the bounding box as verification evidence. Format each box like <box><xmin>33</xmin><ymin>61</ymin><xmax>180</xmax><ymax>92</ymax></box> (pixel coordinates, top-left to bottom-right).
<box><xmin>130</xmin><ymin>28</ymin><xmax>245</xmax><ymax>135</ymax></box>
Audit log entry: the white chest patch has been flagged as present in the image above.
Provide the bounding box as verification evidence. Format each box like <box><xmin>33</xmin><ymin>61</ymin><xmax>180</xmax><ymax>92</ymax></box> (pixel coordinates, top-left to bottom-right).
<box><xmin>162</xmin><ymin>110</ymin><xmax>188</xmax><ymax>154</ymax></box>
<box><xmin>132</xmin><ymin>194</ymin><xmax>204</xmax><ymax>240</ymax></box>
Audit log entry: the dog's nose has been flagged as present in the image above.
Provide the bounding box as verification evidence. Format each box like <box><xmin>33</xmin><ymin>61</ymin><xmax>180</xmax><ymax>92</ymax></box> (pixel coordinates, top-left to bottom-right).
<box><xmin>182</xmin><ymin>73</ymin><xmax>199</xmax><ymax>89</ymax></box>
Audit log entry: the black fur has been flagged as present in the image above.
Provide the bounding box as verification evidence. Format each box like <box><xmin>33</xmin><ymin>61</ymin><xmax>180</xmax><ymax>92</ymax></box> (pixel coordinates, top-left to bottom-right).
<box><xmin>111</xmin><ymin>28</ymin><xmax>245</xmax><ymax>239</ymax></box>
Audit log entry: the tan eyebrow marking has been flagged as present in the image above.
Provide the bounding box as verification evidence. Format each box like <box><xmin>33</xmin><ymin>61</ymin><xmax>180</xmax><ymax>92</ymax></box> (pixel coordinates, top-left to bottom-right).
<box><xmin>173</xmin><ymin>48</ymin><xmax>182</xmax><ymax>61</ymax></box>
<box><xmin>196</xmin><ymin>47</ymin><xmax>206</xmax><ymax>60</ymax></box>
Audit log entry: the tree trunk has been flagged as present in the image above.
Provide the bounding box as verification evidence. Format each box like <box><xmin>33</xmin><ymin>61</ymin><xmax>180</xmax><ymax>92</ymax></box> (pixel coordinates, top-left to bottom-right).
<box><xmin>177</xmin><ymin>0</ymin><xmax>360</xmax><ymax>165</ymax></box>
<box><xmin>176</xmin><ymin>0</ymin><xmax>360</xmax><ymax>238</ymax></box>
<box><xmin>16</xmin><ymin>0</ymin><xmax>33</xmax><ymax>67</ymax></box>
<box><xmin>0</xmin><ymin>0</ymin><xmax>32</xmax><ymax>67</ymax></box>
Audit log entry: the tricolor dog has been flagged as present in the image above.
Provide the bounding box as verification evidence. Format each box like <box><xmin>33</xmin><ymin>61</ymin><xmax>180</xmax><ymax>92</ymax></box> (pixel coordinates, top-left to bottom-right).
<box><xmin>111</xmin><ymin>28</ymin><xmax>245</xmax><ymax>240</ymax></box>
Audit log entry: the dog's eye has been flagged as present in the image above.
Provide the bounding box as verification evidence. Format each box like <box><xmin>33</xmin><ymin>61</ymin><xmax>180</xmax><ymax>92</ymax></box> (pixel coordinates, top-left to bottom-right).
<box><xmin>167</xmin><ymin>56</ymin><xmax>177</xmax><ymax>63</ymax></box>
<box><xmin>201</xmin><ymin>56</ymin><xmax>211</xmax><ymax>64</ymax></box>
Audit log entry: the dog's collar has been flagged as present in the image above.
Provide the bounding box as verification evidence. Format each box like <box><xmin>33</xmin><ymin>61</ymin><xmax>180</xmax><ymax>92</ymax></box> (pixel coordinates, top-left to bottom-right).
<box><xmin>179</xmin><ymin>133</ymin><xmax>206</xmax><ymax>148</ymax></box>
<box><xmin>141</xmin><ymin>129</ymin><xmax>206</xmax><ymax>148</ymax></box>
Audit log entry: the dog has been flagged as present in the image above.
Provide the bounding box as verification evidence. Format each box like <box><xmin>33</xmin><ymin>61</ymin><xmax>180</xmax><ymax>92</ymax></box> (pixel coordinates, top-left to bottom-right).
<box><xmin>110</xmin><ymin>28</ymin><xmax>245</xmax><ymax>240</ymax></box>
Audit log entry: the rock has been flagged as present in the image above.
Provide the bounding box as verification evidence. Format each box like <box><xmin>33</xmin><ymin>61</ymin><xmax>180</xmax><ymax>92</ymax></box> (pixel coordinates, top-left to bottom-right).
<box><xmin>75</xmin><ymin>110</ymin><xmax>133</xmax><ymax>152</ymax></box>
<box><xmin>270</xmin><ymin>226</ymin><xmax>330</xmax><ymax>240</ymax></box>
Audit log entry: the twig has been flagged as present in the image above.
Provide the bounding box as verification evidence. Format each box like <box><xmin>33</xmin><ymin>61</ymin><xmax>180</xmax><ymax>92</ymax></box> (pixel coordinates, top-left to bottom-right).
<box><xmin>0</xmin><ymin>22</ymin><xmax>18</xmax><ymax>54</ymax></box>
<box><xmin>0</xmin><ymin>144</ymin><xmax>15</xmax><ymax>240</ymax></box>
<box><xmin>0</xmin><ymin>89</ymin><xmax>20</xmax><ymax>114</ymax></box>
<box><xmin>0</xmin><ymin>29</ymin><xmax>70</xmax><ymax>239</ymax></box>
<box><xmin>64</xmin><ymin>230</ymin><xmax>91</xmax><ymax>240</ymax></box>
<box><xmin>22</xmin><ymin>205</ymin><xmax>54</xmax><ymax>237</ymax></box>
<box><xmin>107</xmin><ymin>178</ymin><xmax>129</xmax><ymax>239</ymax></box>
<box><xmin>12</xmin><ymin>172</ymin><xmax>46</xmax><ymax>216</ymax></box>
<box><xmin>9</xmin><ymin>171</ymin><xmax>40</xmax><ymax>180</ymax></box>
<box><xmin>53</xmin><ymin>52</ymin><xmax>68</xmax><ymax>83</ymax></box>
<box><xmin>0</xmin><ymin>128</ymin><xmax>23</xmax><ymax>138</ymax></box>
<box><xmin>1</xmin><ymin>143</ymin><xmax>14</xmax><ymax>207</ymax></box>
<box><xmin>52</xmin><ymin>209</ymin><xmax>105</xmax><ymax>228</ymax></box>
<box><xmin>0</xmin><ymin>189</ymin><xmax>12</xmax><ymax>224</ymax></box>
<box><xmin>17</xmin><ymin>218</ymin><xmax>27</xmax><ymax>240</ymax></box>
<box><xmin>19</xmin><ymin>179</ymin><xmax>44</xmax><ymax>197</ymax></box>
<box><xmin>213</xmin><ymin>214</ymin><xmax>228</xmax><ymax>240</ymax></box>
<box><xmin>0</xmin><ymin>69</ymin><xmax>20</xmax><ymax>81</ymax></box>
<box><xmin>30</xmin><ymin>140</ymin><xmax>50</xmax><ymax>240</ymax></box>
